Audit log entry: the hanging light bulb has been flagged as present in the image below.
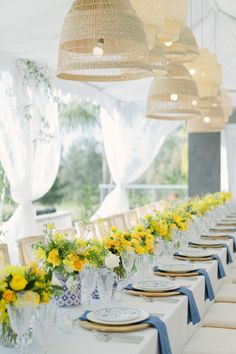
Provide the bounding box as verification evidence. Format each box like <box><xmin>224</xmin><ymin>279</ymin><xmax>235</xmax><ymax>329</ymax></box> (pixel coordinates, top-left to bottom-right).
<box><xmin>189</xmin><ymin>68</ymin><xmax>196</xmax><ymax>76</ymax></box>
<box><xmin>203</xmin><ymin>116</ymin><xmax>210</xmax><ymax>123</ymax></box>
<box><xmin>164</xmin><ymin>41</ymin><xmax>173</xmax><ymax>47</ymax></box>
<box><xmin>170</xmin><ymin>93</ymin><xmax>178</xmax><ymax>101</ymax></box>
<box><xmin>93</xmin><ymin>38</ymin><xmax>104</xmax><ymax>57</ymax></box>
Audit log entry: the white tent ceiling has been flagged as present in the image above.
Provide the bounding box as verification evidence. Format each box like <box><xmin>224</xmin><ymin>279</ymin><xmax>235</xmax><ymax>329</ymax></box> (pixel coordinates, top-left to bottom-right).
<box><xmin>0</xmin><ymin>0</ymin><xmax>235</xmax><ymax>104</ymax></box>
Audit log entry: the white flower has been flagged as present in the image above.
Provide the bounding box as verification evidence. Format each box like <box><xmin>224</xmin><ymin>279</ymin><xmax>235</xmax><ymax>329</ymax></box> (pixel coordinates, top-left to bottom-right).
<box><xmin>67</xmin><ymin>276</ymin><xmax>79</xmax><ymax>292</ymax></box>
<box><xmin>105</xmin><ymin>253</ymin><xmax>120</xmax><ymax>269</ymax></box>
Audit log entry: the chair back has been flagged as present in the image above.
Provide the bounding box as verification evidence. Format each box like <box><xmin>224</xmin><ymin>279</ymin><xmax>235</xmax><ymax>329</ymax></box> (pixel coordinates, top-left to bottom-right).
<box><xmin>75</xmin><ymin>222</ymin><xmax>98</xmax><ymax>239</ymax></box>
<box><xmin>110</xmin><ymin>213</ymin><xmax>128</xmax><ymax>231</ymax></box>
<box><xmin>125</xmin><ymin>209</ymin><xmax>139</xmax><ymax>229</ymax></box>
<box><xmin>17</xmin><ymin>235</ymin><xmax>45</xmax><ymax>265</ymax></box>
<box><xmin>0</xmin><ymin>243</ymin><xmax>10</xmax><ymax>267</ymax></box>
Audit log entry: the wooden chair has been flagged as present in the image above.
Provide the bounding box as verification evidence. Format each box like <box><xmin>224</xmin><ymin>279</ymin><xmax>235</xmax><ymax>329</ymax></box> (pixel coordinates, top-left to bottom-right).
<box><xmin>93</xmin><ymin>216</ymin><xmax>113</xmax><ymax>239</ymax></box>
<box><xmin>125</xmin><ymin>209</ymin><xmax>139</xmax><ymax>229</ymax></box>
<box><xmin>17</xmin><ymin>235</ymin><xmax>45</xmax><ymax>265</ymax></box>
<box><xmin>57</xmin><ymin>227</ymin><xmax>75</xmax><ymax>238</ymax></box>
<box><xmin>0</xmin><ymin>243</ymin><xmax>10</xmax><ymax>267</ymax></box>
<box><xmin>135</xmin><ymin>206</ymin><xmax>148</xmax><ymax>218</ymax></box>
<box><xmin>110</xmin><ymin>213</ymin><xmax>128</xmax><ymax>232</ymax></box>
<box><xmin>74</xmin><ymin>222</ymin><xmax>98</xmax><ymax>239</ymax></box>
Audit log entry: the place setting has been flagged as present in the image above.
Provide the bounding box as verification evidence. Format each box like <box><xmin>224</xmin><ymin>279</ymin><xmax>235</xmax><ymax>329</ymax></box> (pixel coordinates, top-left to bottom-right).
<box><xmin>79</xmin><ymin>305</ymin><xmax>173</xmax><ymax>354</ymax></box>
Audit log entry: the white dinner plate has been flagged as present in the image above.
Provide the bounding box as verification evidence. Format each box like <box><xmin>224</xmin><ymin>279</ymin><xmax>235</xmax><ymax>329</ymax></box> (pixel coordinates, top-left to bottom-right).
<box><xmin>132</xmin><ymin>280</ymin><xmax>180</xmax><ymax>292</ymax></box>
<box><xmin>158</xmin><ymin>263</ymin><xmax>198</xmax><ymax>273</ymax></box>
<box><xmin>87</xmin><ymin>307</ymin><xmax>149</xmax><ymax>325</ymax></box>
<box><xmin>190</xmin><ymin>240</ymin><xmax>223</xmax><ymax>247</ymax></box>
<box><xmin>210</xmin><ymin>226</ymin><xmax>236</xmax><ymax>232</ymax></box>
<box><xmin>177</xmin><ymin>249</ymin><xmax>213</xmax><ymax>258</ymax></box>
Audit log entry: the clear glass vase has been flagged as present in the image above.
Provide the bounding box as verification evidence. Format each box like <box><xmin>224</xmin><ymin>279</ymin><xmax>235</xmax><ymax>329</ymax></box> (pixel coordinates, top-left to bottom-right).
<box><xmin>0</xmin><ymin>321</ymin><xmax>17</xmax><ymax>348</ymax></box>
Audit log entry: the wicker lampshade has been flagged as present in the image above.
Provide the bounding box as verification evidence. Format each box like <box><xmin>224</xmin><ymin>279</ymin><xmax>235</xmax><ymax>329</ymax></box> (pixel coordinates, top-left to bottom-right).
<box><xmin>159</xmin><ymin>0</ymin><xmax>188</xmax><ymax>44</ymax></box>
<box><xmin>181</xmin><ymin>27</ymin><xmax>199</xmax><ymax>62</ymax></box>
<box><xmin>149</xmin><ymin>38</ymin><xmax>167</xmax><ymax>75</ymax></box>
<box><xmin>188</xmin><ymin>97</ymin><xmax>225</xmax><ymax>133</ymax></box>
<box><xmin>146</xmin><ymin>62</ymin><xmax>201</xmax><ymax>120</ymax></box>
<box><xmin>185</xmin><ymin>48</ymin><xmax>222</xmax><ymax>97</ymax></box>
<box><xmin>57</xmin><ymin>0</ymin><xmax>152</xmax><ymax>82</ymax></box>
<box><xmin>220</xmin><ymin>88</ymin><xmax>233</xmax><ymax>123</ymax></box>
<box><xmin>130</xmin><ymin>0</ymin><xmax>165</xmax><ymax>38</ymax></box>
<box><xmin>162</xmin><ymin>35</ymin><xmax>186</xmax><ymax>62</ymax></box>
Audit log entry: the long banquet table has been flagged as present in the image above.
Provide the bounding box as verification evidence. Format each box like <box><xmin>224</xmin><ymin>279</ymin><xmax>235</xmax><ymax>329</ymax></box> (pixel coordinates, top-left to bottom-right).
<box><xmin>1</xmin><ymin>239</ymin><xmax>234</xmax><ymax>354</ymax></box>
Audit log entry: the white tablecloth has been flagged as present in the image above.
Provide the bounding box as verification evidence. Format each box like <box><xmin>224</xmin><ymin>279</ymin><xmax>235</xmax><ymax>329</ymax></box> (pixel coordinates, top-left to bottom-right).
<box><xmin>1</xmin><ymin>239</ymin><xmax>235</xmax><ymax>354</ymax></box>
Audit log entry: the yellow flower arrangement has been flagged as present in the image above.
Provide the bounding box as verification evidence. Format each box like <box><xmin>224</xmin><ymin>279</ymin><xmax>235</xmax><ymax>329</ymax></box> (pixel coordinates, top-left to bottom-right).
<box><xmin>34</xmin><ymin>224</ymin><xmax>88</xmax><ymax>277</ymax></box>
<box><xmin>0</xmin><ymin>263</ymin><xmax>60</xmax><ymax>326</ymax></box>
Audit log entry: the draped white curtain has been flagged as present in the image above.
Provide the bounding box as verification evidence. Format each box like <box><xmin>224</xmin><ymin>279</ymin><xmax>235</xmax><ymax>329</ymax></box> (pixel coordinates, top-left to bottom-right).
<box><xmin>0</xmin><ymin>68</ymin><xmax>60</xmax><ymax>262</ymax></box>
<box><xmin>93</xmin><ymin>101</ymin><xmax>180</xmax><ymax>218</ymax></box>
<box><xmin>225</xmin><ymin>124</ymin><xmax>236</xmax><ymax>196</ymax></box>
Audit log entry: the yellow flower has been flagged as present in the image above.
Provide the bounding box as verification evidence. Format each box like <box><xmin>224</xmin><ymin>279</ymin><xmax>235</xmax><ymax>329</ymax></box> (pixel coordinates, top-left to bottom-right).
<box><xmin>47</xmin><ymin>249</ymin><xmax>61</xmax><ymax>267</ymax></box>
<box><xmin>53</xmin><ymin>233</ymin><xmax>64</xmax><ymax>243</ymax></box>
<box><xmin>35</xmin><ymin>248</ymin><xmax>46</xmax><ymax>261</ymax></box>
<box><xmin>3</xmin><ymin>289</ymin><xmax>16</xmax><ymax>303</ymax></box>
<box><xmin>10</xmin><ymin>275</ymin><xmax>28</xmax><ymax>291</ymax></box>
<box><xmin>22</xmin><ymin>291</ymin><xmax>40</xmax><ymax>305</ymax></box>
<box><xmin>41</xmin><ymin>292</ymin><xmax>50</xmax><ymax>303</ymax></box>
<box><xmin>47</xmin><ymin>223</ymin><xmax>54</xmax><ymax>231</ymax></box>
<box><xmin>0</xmin><ymin>281</ymin><xmax>8</xmax><ymax>292</ymax></box>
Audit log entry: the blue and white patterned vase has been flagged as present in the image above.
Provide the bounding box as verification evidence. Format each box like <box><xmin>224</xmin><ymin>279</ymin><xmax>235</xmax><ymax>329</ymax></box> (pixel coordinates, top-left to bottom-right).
<box><xmin>54</xmin><ymin>273</ymin><xmax>81</xmax><ymax>307</ymax></box>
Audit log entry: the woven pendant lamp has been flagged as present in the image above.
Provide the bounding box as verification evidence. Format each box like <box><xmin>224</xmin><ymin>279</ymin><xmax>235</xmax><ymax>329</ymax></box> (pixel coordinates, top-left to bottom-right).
<box><xmin>185</xmin><ymin>48</ymin><xmax>222</xmax><ymax>98</ymax></box>
<box><xmin>188</xmin><ymin>97</ymin><xmax>225</xmax><ymax>133</ymax></box>
<box><xmin>57</xmin><ymin>0</ymin><xmax>152</xmax><ymax>82</ymax></box>
<box><xmin>146</xmin><ymin>62</ymin><xmax>201</xmax><ymax>120</ymax></box>
<box><xmin>162</xmin><ymin>35</ymin><xmax>186</xmax><ymax>62</ymax></box>
<box><xmin>181</xmin><ymin>27</ymin><xmax>199</xmax><ymax>62</ymax></box>
<box><xmin>130</xmin><ymin>0</ymin><xmax>165</xmax><ymax>43</ymax></box>
<box><xmin>220</xmin><ymin>88</ymin><xmax>233</xmax><ymax>123</ymax></box>
<box><xmin>149</xmin><ymin>38</ymin><xmax>167</xmax><ymax>76</ymax></box>
<box><xmin>159</xmin><ymin>0</ymin><xmax>188</xmax><ymax>44</ymax></box>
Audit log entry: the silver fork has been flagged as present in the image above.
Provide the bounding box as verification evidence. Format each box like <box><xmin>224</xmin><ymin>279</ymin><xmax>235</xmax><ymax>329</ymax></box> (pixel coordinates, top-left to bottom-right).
<box><xmin>93</xmin><ymin>330</ymin><xmax>143</xmax><ymax>344</ymax></box>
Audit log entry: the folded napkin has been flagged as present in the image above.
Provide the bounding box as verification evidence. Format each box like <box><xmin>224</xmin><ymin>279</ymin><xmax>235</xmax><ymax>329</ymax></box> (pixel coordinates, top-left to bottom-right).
<box><xmin>222</xmin><ymin>243</ymin><xmax>233</xmax><ymax>264</ymax></box>
<box><xmin>212</xmin><ymin>254</ymin><xmax>226</xmax><ymax>279</ymax></box>
<box><xmin>226</xmin><ymin>235</ymin><xmax>236</xmax><ymax>253</ymax></box>
<box><xmin>125</xmin><ymin>284</ymin><xmax>201</xmax><ymax>325</ymax></box>
<box><xmin>196</xmin><ymin>268</ymin><xmax>215</xmax><ymax>301</ymax></box>
<box><xmin>153</xmin><ymin>266</ymin><xmax>215</xmax><ymax>302</ymax></box>
<box><xmin>178</xmin><ymin>287</ymin><xmax>201</xmax><ymax>325</ymax></box>
<box><xmin>80</xmin><ymin>310</ymin><xmax>172</xmax><ymax>354</ymax></box>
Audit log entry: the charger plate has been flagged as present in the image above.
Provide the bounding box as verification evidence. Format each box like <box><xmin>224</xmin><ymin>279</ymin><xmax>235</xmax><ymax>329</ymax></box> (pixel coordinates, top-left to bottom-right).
<box><xmin>154</xmin><ymin>271</ymin><xmax>198</xmax><ymax>278</ymax></box>
<box><xmin>174</xmin><ymin>256</ymin><xmax>213</xmax><ymax>262</ymax></box>
<box><xmin>125</xmin><ymin>289</ymin><xmax>180</xmax><ymax>297</ymax></box>
<box><xmin>217</xmin><ymin>222</ymin><xmax>236</xmax><ymax>227</ymax></box>
<box><xmin>80</xmin><ymin>320</ymin><xmax>149</xmax><ymax>332</ymax></box>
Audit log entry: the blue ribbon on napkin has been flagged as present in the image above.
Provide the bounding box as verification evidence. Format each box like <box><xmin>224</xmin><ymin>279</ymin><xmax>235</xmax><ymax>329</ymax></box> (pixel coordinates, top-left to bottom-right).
<box><xmin>196</xmin><ymin>268</ymin><xmax>215</xmax><ymax>301</ymax></box>
<box><xmin>212</xmin><ymin>254</ymin><xmax>226</xmax><ymax>279</ymax></box>
<box><xmin>125</xmin><ymin>284</ymin><xmax>200</xmax><ymax>325</ymax></box>
<box><xmin>80</xmin><ymin>310</ymin><xmax>172</xmax><ymax>354</ymax></box>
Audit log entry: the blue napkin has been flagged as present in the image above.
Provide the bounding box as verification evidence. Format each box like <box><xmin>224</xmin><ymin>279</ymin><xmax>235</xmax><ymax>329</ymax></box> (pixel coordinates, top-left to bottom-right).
<box><xmin>226</xmin><ymin>235</ymin><xmax>236</xmax><ymax>253</ymax></box>
<box><xmin>178</xmin><ymin>287</ymin><xmax>201</xmax><ymax>325</ymax></box>
<box><xmin>153</xmin><ymin>266</ymin><xmax>215</xmax><ymax>302</ymax></box>
<box><xmin>212</xmin><ymin>254</ymin><xmax>226</xmax><ymax>279</ymax></box>
<box><xmin>196</xmin><ymin>268</ymin><xmax>215</xmax><ymax>301</ymax></box>
<box><xmin>125</xmin><ymin>284</ymin><xmax>201</xmax><ymax>325</ymax></box>
<box><xmin>222</xmin><ymin>243</ymin><xmax>233</xmax><ymax>264</ymax></box>
<box><xmin>80</xmin><ymin>310</ymin><xmax>172</xmax><ymax>354</ymax></box>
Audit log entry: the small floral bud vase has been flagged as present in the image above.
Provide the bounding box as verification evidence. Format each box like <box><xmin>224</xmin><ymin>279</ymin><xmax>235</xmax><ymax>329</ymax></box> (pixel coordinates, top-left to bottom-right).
<box><xmin>54</xmin><ymin>273</ymin><xmax>81</xmax><ymax>307</ymax></box>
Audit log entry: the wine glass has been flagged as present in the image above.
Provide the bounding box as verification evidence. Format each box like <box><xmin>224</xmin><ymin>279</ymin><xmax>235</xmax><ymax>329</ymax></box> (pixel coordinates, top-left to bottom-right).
<box><xmin>121</xmin><ymin>251</ymin><xmax>136</xmax><ymax>283</ymax></box>
<box><xmin>80</xmin><ymin>265</ymin><xmax>97</xmax><ymax>308</ymax></box>
<box><xmin>135</xmin><ymin>254</ymin><xmax>149</xmax><ymax>279</ymax></box>
<box><xmin>7</xmin><ymin>301</ymin><xmax>33</xmax><ymax>354</ymax></box>
<box><xmin>32</xmin><ymin>302</ymin><xmax>57</xmax><ymax>354</ymax></box>
<box><xmin>97</xmin><ymin>271</ymin><xmax>114</xmax><ymax>305</ymax></box>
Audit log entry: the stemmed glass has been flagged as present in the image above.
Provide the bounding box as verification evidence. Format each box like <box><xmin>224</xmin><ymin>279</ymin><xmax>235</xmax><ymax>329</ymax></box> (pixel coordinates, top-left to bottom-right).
<box><xmin>7</xmin><ymin>299</ymin><xmax>33</xmax><ymax>354</ymax></box>
<box><xmin>121</xmin><ymin>251</ymin><xmax>136</xmax><ymax>284</ymax></box>
<box><xmin>32</xmin><ymin>302</ymin><xmax>57</xmax><ymax>354</ymax></box>
<box><xmin>135</xmin><ymin>254</ymin><xmax>149</xmax><ymax>279</ymax></box>
<box><xmin>97</xmin><ymin>271</ymin><xmax>114</xmax><ymax>305</ymax></box>
<box><xmin>80</xmin><ymin>265</ymin><xmax>97</xmax><ymax>308</ymax></box>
